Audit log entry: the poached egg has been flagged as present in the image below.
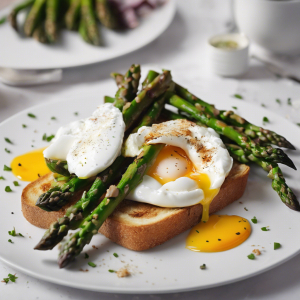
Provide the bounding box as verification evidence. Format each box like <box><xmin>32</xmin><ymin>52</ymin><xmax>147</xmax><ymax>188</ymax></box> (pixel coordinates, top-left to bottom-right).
<box><xmin>123</xmin><ymin>119</ymin><xmax>233</xmax><ymax>221</ymax></box>
<box><xmin>44</xmin><ymin>103</ymin><xmax>125</xmax><ymax>178</ymax></box>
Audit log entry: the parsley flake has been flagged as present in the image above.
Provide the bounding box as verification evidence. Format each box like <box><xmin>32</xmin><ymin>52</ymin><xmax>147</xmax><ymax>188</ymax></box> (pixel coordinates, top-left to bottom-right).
<box><xmin>2</xmin><ymin>278</ymin><xmax>9</xmax><ymax>284</ymax></box>
<box><xmin>261</xmin><ymin>227</ymin><xmax>269</xmax><ymax>231</ymax></box>
<box><xmin>233</xmin><ymin>94</ymin><xmax>243</xmax><ymax>99</ymax></box>
<box><xmin>4</xmin><ymin>165</ymin><xmax>12</xmax><ymax>171</ymax></box>
<box><xmin>43</xmin><ymin>134</ymin><xmax>55</xmax><ymax>142</ymax></box>
<box><xmin>113</xmin><ymin>253</ymin><xmax>119</xmax><ymax>258</ymax></box>
<box><xmin>263</xmin><ymin>117</ymin><xmax>269</xmax><ymax>123</ymax></box>
<box><xmin>108</xmin><ymin>269</ymin><xmax>116</xmax><ymax>273</ymax></box>
<box><xmin>251</xmin><ymin>216</ymin><xmax>257</xmax><ymax>224</ymax></box>
<box><xmin>18</xmin><ymin>233</ymin><xmax>24</xmax><ymax>237</ymax></box>
<box><xmin>261</xmin><ymin>103</ymin><xmax>266</xmax><ymax>107</ymax></box>
<box><xmin>5</xmin><ymin>138</ymin><xmax>13</xmax><ymax>144</ymax></box>
<box><xmin>5</xmin><ymin>148</ymin><xmax>11</xmax><ymax>153</ymax></box>
<box><xmin>276</xmin><ymin>99</ymin><xmax>281</xmax><ymax>104</ymax></box>
<box><xmin>274</xmin><ymin>242</ymin><xmax>281</xmax><ymax>250</ymax></box>
<box><xmin>51</xmin><ymin>117</ymin><xmax>56</xmax><ymax>120</ymax></box>
<box><xmin>200</xmin><ymin>264</ymin><xmax>206</xmax><ymax>270</ymax></box>
<box><xmin>0</xmin><ymin>176</ymin><xmax>4</xmax><ymax>180</ymax></box>
<box><xmin>232</xmin><ymin>106</ymin><xmax>237</xmax><ymax>110</ymax></box>
<box><xmin>28</xmin><ymin>113</ymin><xmax>36</xmax><ymax>118</ymax></box>
<box><xmin>8</xmin><ymin>239</ymin><xmax>13</xmax><ymax>243</ymax></box>
<box><xmin>88</xmin><ymin>262</ymin><xmax>96</xmax><ymax>268</ymax></box>
<box><xmin>84</xmin><ymin>253</ymin><xmax>89</xmax><ymax>259</ymax></box>
<box><xmin>74</xmin><ymin>112</ymin><xmax>79</xmax><ymax>116</ymax></box>
<box><xmin>247</xmin><ymin>253</ymin><xmax>255</xmax><ymax>260</ymax></box>
<box><xmin>287</xmin><ymin>98</ymin><xmax>292</xmax><ymax>105</ymax></box>
<box><xmin>22</xmin><ymin>124</ymin><xmax>27</xmax><ymax>128</ymax></box>
<box><xmin>5</xmin><ymin>186</ymin><xmax>12</xmax><ymax>192</ymax></box>
<box><xmin>13</xmin><ymin>181</ymin><xmax>19</xmax><ymax>186</ymax></box>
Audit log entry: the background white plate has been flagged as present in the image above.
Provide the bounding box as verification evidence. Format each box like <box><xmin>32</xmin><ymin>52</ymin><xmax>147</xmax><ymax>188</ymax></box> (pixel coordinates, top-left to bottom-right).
<box><xmin>0</xmin><ymin>74</ymin><xmax>300</xmax><ymax>294</ymax></box>
<box><xmin>0</xmin><ymin>1</ymin><xmax>175</xmax><ymax>69</ymax></box>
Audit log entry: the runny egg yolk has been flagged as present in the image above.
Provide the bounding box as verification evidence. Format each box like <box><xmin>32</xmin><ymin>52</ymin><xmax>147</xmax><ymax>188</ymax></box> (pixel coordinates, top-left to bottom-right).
<box><xmin>11</xmin><ymin>147</ymin><xmax>50</xmax><ymax>182</ymax></box>
<box><xmin>186</xmin><ymin>215</ymin><xmax>251</xmax><ymax>252</ymax></box>
<box><xmin>146</xmin><ymin>145</ymin><xmax>219</xmax><ymax>221</ymax></box>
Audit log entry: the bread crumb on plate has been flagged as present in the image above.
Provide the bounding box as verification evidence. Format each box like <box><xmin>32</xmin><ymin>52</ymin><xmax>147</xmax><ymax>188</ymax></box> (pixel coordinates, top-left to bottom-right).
<box><xmin>116</xmin><ymin>268</ymin><xmax>130</xmax><ymax>278</ymax></box>
<box><xmin>252</xmin><ymin>249</ymin><xmax>261</xmax><ymax>256</ymax></box>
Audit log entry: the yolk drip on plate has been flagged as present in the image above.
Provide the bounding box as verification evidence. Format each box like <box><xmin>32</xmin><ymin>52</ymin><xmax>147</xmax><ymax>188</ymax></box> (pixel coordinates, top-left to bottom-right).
<box><xmin>11</xmin><ymin>147</ymin><xmax>50</xmax><ymax>182</ymax></box>
<box><xmin>186</xmin><ymin>215</ymin><xmax>251</xmax><ymax>252</ymax></box>
<box><xmin>147</xmin><ymin>145</ymin><xmax>219</xmax><ymax>221</ymax></box>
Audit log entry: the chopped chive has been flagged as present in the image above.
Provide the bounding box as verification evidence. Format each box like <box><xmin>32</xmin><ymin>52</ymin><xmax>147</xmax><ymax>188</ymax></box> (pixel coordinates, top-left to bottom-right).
<box><xmin>28</xmin><ymin>113</ymin><xmax>36</xmax><ymax>118</ymax></box>
<box><xmin>247</xmin><ymin>253</ymin><xmax>255</xmax><ymax>260</ymax></box>
<box><xmin>43</xmin><ymin>134</ymin><xmax>55</xmax><ymax>142</ymax></box>
<box><xmin>0</xmin><ymin>176</ymin><xmax>4</xmax><ymax>180</ymax></box>
<box><xmin>8</xmin><ymin>239</ymin><xmax>13</xmax><ymax>243</ymax></box>
<box><xmin>108</xmin><ymin>269</ymin><xmax>116</xmax><ymax>273</ymax></box>
<box><xmin>244</xmin><ymin>207</ymin><xmax>248</xmax><ymax>211</ymax></box>
<box><xmin>13</xmin><ymin>181</ymin><xmax>19</xmax><ymax>186</ymax></box>
<box><xmin>5</xmin><ymin>138</ymin><xmax>13</xmax><ymax>144</ymax></box>
<box><xmin>233</xmin><ymin>94</ymin><xmax>243</xmax><ymax>99</ymax></box>
<box><xmin>261</xmin><ymin>103</ymin><xmax>266</xmax><ymax>107</ymax></box>
<box><xmin>5</xmin><ymin>186</ymin><xmax>12</xmax><ymax>192</ymax></box>
<box><xmin>276</xmin><ymin>99</ymin><xmax>281</xmax><ymax>104</ymax></box>
<box><xmin>84</xmin><ymin>253</ymin><xmax>89</xmax><ymax>259</ymax></box>
<box><xmin>274</xmin><ymin>242</ymin><xmax>281</xmax><ymax>250</ymax></box>
<box><xmin>51</xmin><ymin>117</ymin><xmax>56</xmax><ymax>120</ymax></box>
<box><xmin>18</xmin><ymin>233</ymin><xmax>24</xmax><ymax>237</ymax></box>
<box><xmin>4</xmin><ymin>165</ymin><xmax>12</xmax><ymax>171</ymax></box>
<box><xmin>74</xmin><ymin>112</ymin><xmax>78</xmax><ymax>116</ymax></box>
<box><xmin>22</xmin><ymin>124</ymin><xmax>27</xmax><ymax>128</ymax></box>
<box><xmin>261</xmin><ymin>227</ymin><xmax>269</xmax><ymax>231</ymax></box>
<box><xmin>287</xmin><ymin>98</ymin><xmax>292</xmax><ymax>105</ymax></box>
<box><xmin>263</xmin><ymin>117</ymin><xmax>269</xmax><ymax>123</ymax></box>
<box><xmin>8</xmin><ymin>228</ymin><xmax>16</xmax><ymax>236</ymax></box>
<box><xmin>232</xmin><ymin>106</ymin><xmax>237</xmax><ymax>110</ymax></box>
<box><xmin>113</xmin><ymin>253</ymin><xmax>119</xmax><ymax>258</ymax></box>
<box><xmin>88</xmin><ymin>262</ymin><xmax>96</xmax><ymax>268</ymax></box>
<box><xmin>196</xmin><ymin>230</ymin><xmax>199</xmax><ymax>233</ymax></box>
<box><xmin>5</xmin><ymin>148</ymin><xmax>11</xmax><ymax>153</ymax></box>
<box><xmin>200</xmin><ymin>264</ymin><xmax>206</xmax><ymax>270</ymax></box>
<box><xmin>251</xmin><ymin>216</ymin><xmax>257</xmax><ymax>224</ymax></box>
<box><xmin>297</xmin><ymin>123</ymin><xmax>300</xmax><ymax>127</ymax></box>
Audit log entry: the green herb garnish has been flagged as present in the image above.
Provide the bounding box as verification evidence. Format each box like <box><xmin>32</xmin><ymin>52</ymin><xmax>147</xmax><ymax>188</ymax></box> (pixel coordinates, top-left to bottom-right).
<box><xmin>297</xmin><ymin>123</ymin><xmax>300</xmax><ymax>127</ymax></box>
<box><xmin>84</xmin><ymin>253</ymin><xmax>89</xmax><ymax>259</ymax></box>
<box><xmin>244</xmin><ymin>207</ymin><xmax>248</xmax><ymax>211</ymax></box>
<box><xmin>113</xmin><ymin>253</ymin><xmax>119</xmax><ymax>258</ymax></box>
<box><xmin>287</xmin><ymin>98</ymin><xmax>292</xmax><ymax>105</ymax></box>
<box><xmin>8</xmin><ymin>274</ymin><xmax>18</xmax><ymax>282</ymax></box>
<box><xmin>88</xmin><ymin>262</ymin><xmax>96</xmax><ymax>268</ymax></box>
<box><xmin>0</xmin><ymin>176</ymin><xmax>4</xmax><ymax>180</ymax></box>
<box><xmin>274</xmin><ymin>242</ymin><xmax>281</xmax><ymax>250</ymax></box>
<box><xmin>5</xmin><ymin>148</ymin><xmax>11</xmax><ymax>153</ymax></box>
<box><xmin>5</xmin><ymin>186</ymin><xmax>12</xmax><ymax>192</ymax></box>
<box><xmin>261</xmin><ymin>227</ymin><xmax>269</xmax><ymax>231</ymax></box>
<box><xmin>18</xmin><ymin>233</ymin><xmax>24</xmax><ymax>237</ymax></box>
<box><xmin>8</xmin><ymin>228</ymin><xmax>16</xmax><ymax>236</ymax></box>
<box><xmin>22</xmin><ymin>124</ymin><xmax>27</xmax><ymax>128</ymax></box>
<box><xmin>5</xmin><ymin>138</ymin><xmax>13</xmax><ymax>144</ymax></box>
<box><xmin>232</xmin><ymin>106</ymin><xmax>237</xmax><ymax>110</ymax></box>
<box><xmin>8</xmin><ymin>239</ymin><xmax>13</xmax><ymax>243</ymax></box>
<box><xmin>263</xmin><ymin>117</ymin><xmax>269</xmax><ymax>123</ymax></box>
<box><xmin>43</xmin><ymin>134</ymin><xmax>55</xmax><ymax>142</ymax></box>
<box><xmin>51</xmin><ymin>117</ymin><xmax>56</xmax><ymax>120</ymax></box>
<box><xmin>0</xmin><ymin>16</ymin><xmax>6</xmax><ymax>25</ymax></box>
<box><xmin>251</xmin><ymin>216</ymin><xmax>257</xmax><ymax>224</ymax></box>
<box><xmin>261</xmin><ymin>103</ymin><xmax>266</xmax><ymax>107</ymax></box>
<box><xmin>13</xmin><ymin>181</ymin><xmax>19</xmax><ymax>186</ymax></box>
<box><xmin>276</xmin><ymin>99</ymin><xmax>281</xmax><ymax>104</ymax></box>
<box><xmin>200</xmin><ymin>264</ymin><xmax>206</xmax><ymax>270</ymax></box>
<box><xmin>4</xmin><ymin>165</ymin><xmax>12</xmax><ymax>171</ymax></box>
<box><xmin>108</xmin><ymin>269</ymin><xmax>116</xmax><ymax>273</ymax></box>
<box><xmin>74</xmin><ymin>112</ymin><xmax>78</xmax><ymax>116</ymax></box>
<box><xmin>247</xmin><ymin>253</ymin><xmax>255</xmax><ymax>260</ymax></box>
<box><xmin>233</xmin><ymin>94</ymin><xmax>243</xmax><ymax>99</ymax></box>
<box><xmin>28</xmin><ymin>113</ymin><xmax>36</xmax><ymax>118</ymax></box>
<box><xmin>2</xmin><ymin>278</ymin><xmax>9</xmax><ymax>284</ymax></box>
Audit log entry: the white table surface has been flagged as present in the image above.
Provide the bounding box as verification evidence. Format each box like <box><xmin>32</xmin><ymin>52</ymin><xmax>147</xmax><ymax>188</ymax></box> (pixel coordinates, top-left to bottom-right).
<box><xmin>1</xmin><ymin>0</ymin><xmax>300</xmax><ymax>299</ymax></box>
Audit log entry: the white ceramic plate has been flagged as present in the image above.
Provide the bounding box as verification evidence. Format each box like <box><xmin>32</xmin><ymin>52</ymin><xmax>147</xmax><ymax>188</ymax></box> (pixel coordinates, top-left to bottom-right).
<box><xmin>0</xmin><ymin>77</ymin><xmax>300</xmax><ymax>294</ymax></box>
<box><xmin>0</xmin><ymin>1</ymin><xmax>175</xmax><ymax>70</ymax></box>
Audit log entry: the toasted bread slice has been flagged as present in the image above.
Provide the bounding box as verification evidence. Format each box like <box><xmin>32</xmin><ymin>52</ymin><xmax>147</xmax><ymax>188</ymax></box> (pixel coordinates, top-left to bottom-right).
<box><xmin>21</xmin><ymin>173</ymin><xmax>92</xmax><ymax>229</ymax></box>
<box><xmin>21</xmin><ymin>162</ymin><xmax>249</xmax><ymax>250</ymax></box>
<box><xmin>99</xmin><ymin>162</ymin><xmax>250</xmax><ymax>250</ymax></box>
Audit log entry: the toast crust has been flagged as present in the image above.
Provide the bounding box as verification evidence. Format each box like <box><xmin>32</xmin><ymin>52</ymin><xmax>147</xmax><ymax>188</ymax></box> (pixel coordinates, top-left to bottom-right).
<box><xmin>21</xmin><ymin>162</ymin><xmax>250</xmax><ymax>251</ymax></box>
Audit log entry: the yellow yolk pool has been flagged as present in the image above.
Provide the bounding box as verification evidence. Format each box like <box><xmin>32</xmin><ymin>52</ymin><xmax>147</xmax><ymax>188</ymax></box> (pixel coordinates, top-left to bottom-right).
<box><xmin>147</xmin><ymin>145</ymin><xmax>219</xmax><ymax>221</ymax></box>
<box><xmin>186</xmin><ymin>215</ymin><xmax>251</xmax><ymax>252</ymax></box>
<box><xmin>11</xmin><ymin>147</ymin><xmax>50</xmax><ymax>181</ymax></box>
